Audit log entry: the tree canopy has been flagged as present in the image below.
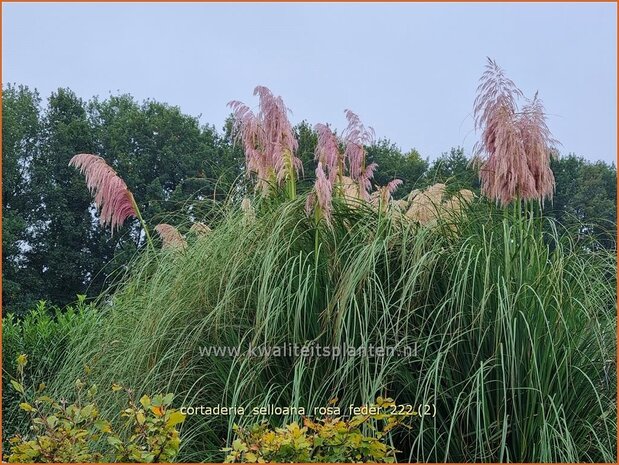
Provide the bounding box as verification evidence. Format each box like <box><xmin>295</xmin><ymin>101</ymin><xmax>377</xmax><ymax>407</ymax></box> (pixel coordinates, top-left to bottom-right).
<box><xmin>2</xmin><ymin>85</ymin><xmax>243</xmax><ymax>314</ymax></box>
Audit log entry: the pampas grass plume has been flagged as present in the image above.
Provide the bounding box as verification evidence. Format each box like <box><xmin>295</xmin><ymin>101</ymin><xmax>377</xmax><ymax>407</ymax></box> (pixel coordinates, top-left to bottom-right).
<box><xmin>155</xmin><ymin>224</ymin><xmax>187</xmax><ymax>250</ymax></box>
<box><xmin>69</xmin><ymin>153</ymin><xmax>138</xmax><ymax>232</ymax></box>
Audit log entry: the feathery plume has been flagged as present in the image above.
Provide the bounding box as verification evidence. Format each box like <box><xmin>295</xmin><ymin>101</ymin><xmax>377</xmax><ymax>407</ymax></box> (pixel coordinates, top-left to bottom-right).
<box><xmin>393</xmin><ymin>198</ymin><xmax>410</xmax><ymax>212</ymax></box>
<box><xmin>372</xmin><ymin>179</ymin><xmax>403</xmax><ymax>212</ymax></box>
<box><xmin>443</xmin><ymin>189</ymin><xmax>476</xmax><ymax>216</ymax></box>
<box><xmin>358</xmin><ymin>162</ymin><xmax>378</xmax><ymax>201</ymax></box>
<box><xmin>406</xmin><ymin>185</ymin><xmax>475</xmax><ymax>226</ymax></box>
<box><xmin>343</xmin><ymin>110</ymin><xmax>375</xmax><ymax>197</ymax></box>
<box><xmin>518</xmin><ymin>93</ymin><xmax>557</xmax><ymax>203</ymax></box>
<box><xmin>310</xmin><ymin>162</ymin><xmax>334</xmax><ymax>222</ymax></box>
<box><xmin>386</xmin><ymin>179</ymin><xmax>404</xmax><ymax>194</ymax></box>
<box><xmin>309</xmin><ymin>110</ymin><xmax>376</xmax><ymax>210</ymax></box>
<box><xmin>253</xmin><ymin>86</ymin><xmax>302</xmax><ymax>184</ymax></box>
<box><xmin>189</xmin><ymin>222</ymin><xmax>211</xmax><ymax>236</ymax></box>
<box><xmin>307</xmin><ymin>124</ymin><xmax>343</xmax><ymax>223</ymax></box>
<box><xmin>458</xmin><ymin>188</ymin><xmax>475</xmax><ymax>204</ymax></box>
<box><xmin>473</xmin><ymin>58</ymin><xmax>557</xmax><ymax>205</ymax></box>
<box><xmin>227</xmin><ymin>100</ymin><xmax>269</xmax><ymax>191</ymax></box>
<box><xmin>473</xmin><ymin>58</ymin><xmax>523</xmax><ymax>134</ymax></box>
<box><xmin>228</xmin><ymin>86</ymin><xmax>301</xmax><ymax>196</ymax></box>
<box><xmin>407</xmin><ymin>189</ymin><xmax>421</xmax><ymax>204</ymax></box>
<box><xmin>405</xmin><ymin>183</ymin><xmax>446</xmax><ymax>225</ymax></box>
<box><xmin>241</xmin><ymin>197</ymin><xmax>255</xmax><ymax>223</ymax></box>
<box><xmin>69</xmin><ymin>153</ymin><xmax>137</xmax><ymax>232</ymax></box>
<box><xmin>305</xmin><ymin>193</ymin><xmax>316</xmax><ymax>219</ymax></box>
<box><xmin>314</xmin><ymin>123</ymin><xmax>342</xmax><ymax>183</ymax></box>
<box><xmin>155</xmin><ymin>224</ymin><xmax>187</xmax><ymax>250</ymax></box>
<box><xmin>425</xmin><ymin>183</ymin><xmax>447</xmax><ymax>201</ymax></box>
<box><xmin>339</xmin><ymin>175</ymin><xmax>362</xmax><ymax>208</ymax></box>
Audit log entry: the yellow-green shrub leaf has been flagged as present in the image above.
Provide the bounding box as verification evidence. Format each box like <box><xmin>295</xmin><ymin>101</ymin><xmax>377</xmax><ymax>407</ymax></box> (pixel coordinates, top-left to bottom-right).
<box><xmin>19</xmin><ymin>402</ymin><xmax>35</xmax><ymax>412</ymax></box>
<box><xmin>10</xmin><ymin>380</ymin><xmax>25</xmax><ymax>394</ymax></box>
<box><xmin>166</xmin><ymin>410</ymin><xmax>186</xmax><ymax>427</ymax></box>
<box><xmin>16</xmin><ymin>354</ymin><xmax>28</xmax><ymax>367</ymax></box>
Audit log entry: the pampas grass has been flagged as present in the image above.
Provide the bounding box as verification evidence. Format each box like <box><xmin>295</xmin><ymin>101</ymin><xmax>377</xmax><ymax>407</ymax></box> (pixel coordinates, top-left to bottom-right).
<box><xmin>189</xmin><ymin>222</ymin><xmax>212</xmax><ymax>237</ymax></box>
<box><xmin>314</xmin><ymin>123</ymin><xmax>342</xmax><ymax>182</ymax></box>
<box><xmin>69</xmin><ymin>153</ymin><xmax>153</xmax><ymax>248</ymax></box>
<box><xmin>69</xmin><ymin>153</ymin><xmax>138</xmax><ymax>232</ymax></box>
<box><xmin>343</xmin><ymin>110</ymin><xmax>376</xmax><ymax>201</ymax></box>
<box><xmin>49</xmin><ymin>194</ymin><xmax>616</xmax><ymax>462</ymax></box>
<box><xmin>405</xmin><ymin>183</ymin><xmax>446</xmax><ymax>224</ymax></box>
<box><xmin>473</xmin><ymin>58</ymin><xmax>557</xmax><ymax>205</ymax></box>
<box><xmin>54</xmin><ymin>65</ymin><xmax>614</xmax><ymax>464</ymax></box>
<box><xmin>228</xmin><ymin>86</ymin><xmax>302</xmax><ymax>198</ymax></box>
<box><xmin>155</xmin><ymin>224</ymin><xmax>187</xmax><ymax>250</ymax></box>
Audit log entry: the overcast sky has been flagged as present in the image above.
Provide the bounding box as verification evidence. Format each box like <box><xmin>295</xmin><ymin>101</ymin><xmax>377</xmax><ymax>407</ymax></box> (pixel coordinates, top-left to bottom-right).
<box><xmin>3</xmin><ymin>2</ymin><xmax>617</xmax><ymax>164</ymax></box>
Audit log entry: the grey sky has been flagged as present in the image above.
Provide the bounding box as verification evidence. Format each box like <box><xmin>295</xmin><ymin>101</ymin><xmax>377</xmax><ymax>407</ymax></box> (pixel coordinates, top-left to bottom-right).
<box><xmin>3</xmin><ymin>2</ymin><xmax>617</xmax><ymax>164</ymax></box>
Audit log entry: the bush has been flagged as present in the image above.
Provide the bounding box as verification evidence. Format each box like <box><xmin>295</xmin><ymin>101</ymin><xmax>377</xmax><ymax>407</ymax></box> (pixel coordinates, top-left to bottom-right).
<box><xmin>2</xmin><ymin>297</ymin><xmax>97</xmax><ymax>449</ymax></box>
<box><xmin>224</xmin><ymin>397</ymin><xmax>407</xmax><ymax>463</ymax></box>
<box><xmin>6</xmin><ymin>355</ymin><xmax>185</xmax><ymax>463</ymax></box>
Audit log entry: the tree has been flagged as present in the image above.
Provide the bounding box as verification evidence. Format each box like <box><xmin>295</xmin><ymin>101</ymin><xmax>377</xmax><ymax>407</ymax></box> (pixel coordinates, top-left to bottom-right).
<box><xmin>366</xmin><ymin>139</ymin><xmax>428</xmax><ymax>198</ymax></box>
<box><xmin>25</xmin><ymin>88</ymin><xmax>99</xmax><ymax>310</ymax></box>
<box><xmin>294</xmin><ymin>120</ymin><xmax>319</xmax><ymax>191</ymax></box>
<box><xmin>425</xmin><ymin>147</ymin><xmax>479</xmax><ymax>193</ymax></box>
<box><xmin>90</xmin><ymin>95</ymin><xmax>242</xmax><ymax>231</ymax></box>
<box><xmin>2</xmin><ymin>85</ymin><xmax>42</xmax><ymax>312</ymax></box>
<box><xmin>2</xmin><ymin>87</ymin><xmax>244</xmax><ymax>314</ymax></box>
<box><xmin>549</xmin><ymin>154</ymin><xmax>616</xmax><ymax>248</ymax></box>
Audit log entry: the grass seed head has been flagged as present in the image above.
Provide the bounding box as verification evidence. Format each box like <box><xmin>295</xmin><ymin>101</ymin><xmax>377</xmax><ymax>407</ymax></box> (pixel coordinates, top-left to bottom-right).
<box><xmin>189</xmin><ymin>222</ymin><xmax>212</xmax><ymax>236</ymax></box>
<box><xmin>473</xmin><ymin>58</ymin><xmax>557</xmax><ymax>205</ymax></box>
<box><xmin>155</xmin><ymin>224</ymin><xmax>187</xmax><ymax>250</ymax></box>
<box><xmin>69</xmin><ymin>153</ymin><xmax>137</xmax><ymax>233</ymax></box>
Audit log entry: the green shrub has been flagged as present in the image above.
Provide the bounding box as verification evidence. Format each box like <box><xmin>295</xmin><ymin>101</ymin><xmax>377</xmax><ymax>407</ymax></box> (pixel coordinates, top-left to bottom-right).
<box><xmin>2</xmin><ymin>297</ymin><xmax>97</xmax><ymax>448</ymax></box>
<box><xmin>224</xmin><ymin>397</ymin><xmax>407</xmax><ymax>463</ymax></box>
<box><xmin>6</xmin><ymin>355</ymin><xmax>185</xmax><ymax>463</ymax></box>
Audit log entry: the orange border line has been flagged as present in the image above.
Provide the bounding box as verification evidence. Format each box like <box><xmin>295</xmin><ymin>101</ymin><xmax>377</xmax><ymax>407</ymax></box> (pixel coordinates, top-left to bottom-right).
<box><xmin>0</xmin><ymin>2</ymin><xmax>617</xmax><ymax>465</ymax></box>
<box><xmin>0</xmin><ymin>0</ymin><xmax>3</xmax><ymax>459</ymax></box>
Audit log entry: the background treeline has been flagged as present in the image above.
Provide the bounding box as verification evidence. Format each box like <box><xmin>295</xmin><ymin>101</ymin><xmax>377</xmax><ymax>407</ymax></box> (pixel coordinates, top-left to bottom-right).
<box><xmin>2</xmin><ymin>84</ymin><xmax>616</xmax><ymax>314</ymax></box>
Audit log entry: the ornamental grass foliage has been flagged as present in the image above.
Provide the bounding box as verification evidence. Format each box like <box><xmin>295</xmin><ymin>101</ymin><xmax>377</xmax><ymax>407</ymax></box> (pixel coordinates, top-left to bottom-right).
<box><xmin>20</xmin><ymin>59</ymin><xmax>615</xmax><ymax>463</ymax></box>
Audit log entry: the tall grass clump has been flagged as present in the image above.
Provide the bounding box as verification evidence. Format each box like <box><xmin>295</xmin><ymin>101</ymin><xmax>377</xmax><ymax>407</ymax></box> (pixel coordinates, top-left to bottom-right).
<box><xmin>46</xmin><ymin>67</ymin><xmax>616</xmax><ymax>463</ymax></box>
<box><xmin>49</xmin><ymin>195</ymin><xmax>443</xmax><ymax>460</ymax></box>
<box><xmin>48</xmin><ymin>196</ymin><xmax>616</xmax><ymax>462</ymax></box>
<box><xmin>396</xmin><ymin>204</ymin><xmax>616</xmax><ymax>462</ymax></box>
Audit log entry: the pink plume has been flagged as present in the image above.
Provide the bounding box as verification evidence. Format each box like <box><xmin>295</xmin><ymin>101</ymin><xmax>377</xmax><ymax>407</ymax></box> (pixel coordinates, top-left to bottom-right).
<box><xmin>343</xmin><ymin>110</ymin><xmax>375</xmax><ymax>182</ymax></box>
<box><xmin>314</xmin><ymin>162</ymin><xmax>333</xmax><ymax>222</ymax></box>
<box><xmin>473</xmin><ymin>58</ymin><xmax>557</xmax><ymax>205</ymax></box>
<box><xmin>358</xmin><ymin>162</ymin><xmax>378</xmax><ymax>201</ymax></box>
<box><xmin>229</xmin><ymin>86</ymin><xmax>301</xmax><ymax>191</ymax></box>
<box><xmin>314</xmin><ymin>123</ymin><xmax>341</xmax><ymax>179</ymax></box>
<box><xmin>386</xmin><ymin>179</ymin><xmax>403</xmax><ymax>194</ymax></box>
<box><xmin>69</xmin><ymin>153</ymin><xmax>137</xmax><ymax>232</ymax></box>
